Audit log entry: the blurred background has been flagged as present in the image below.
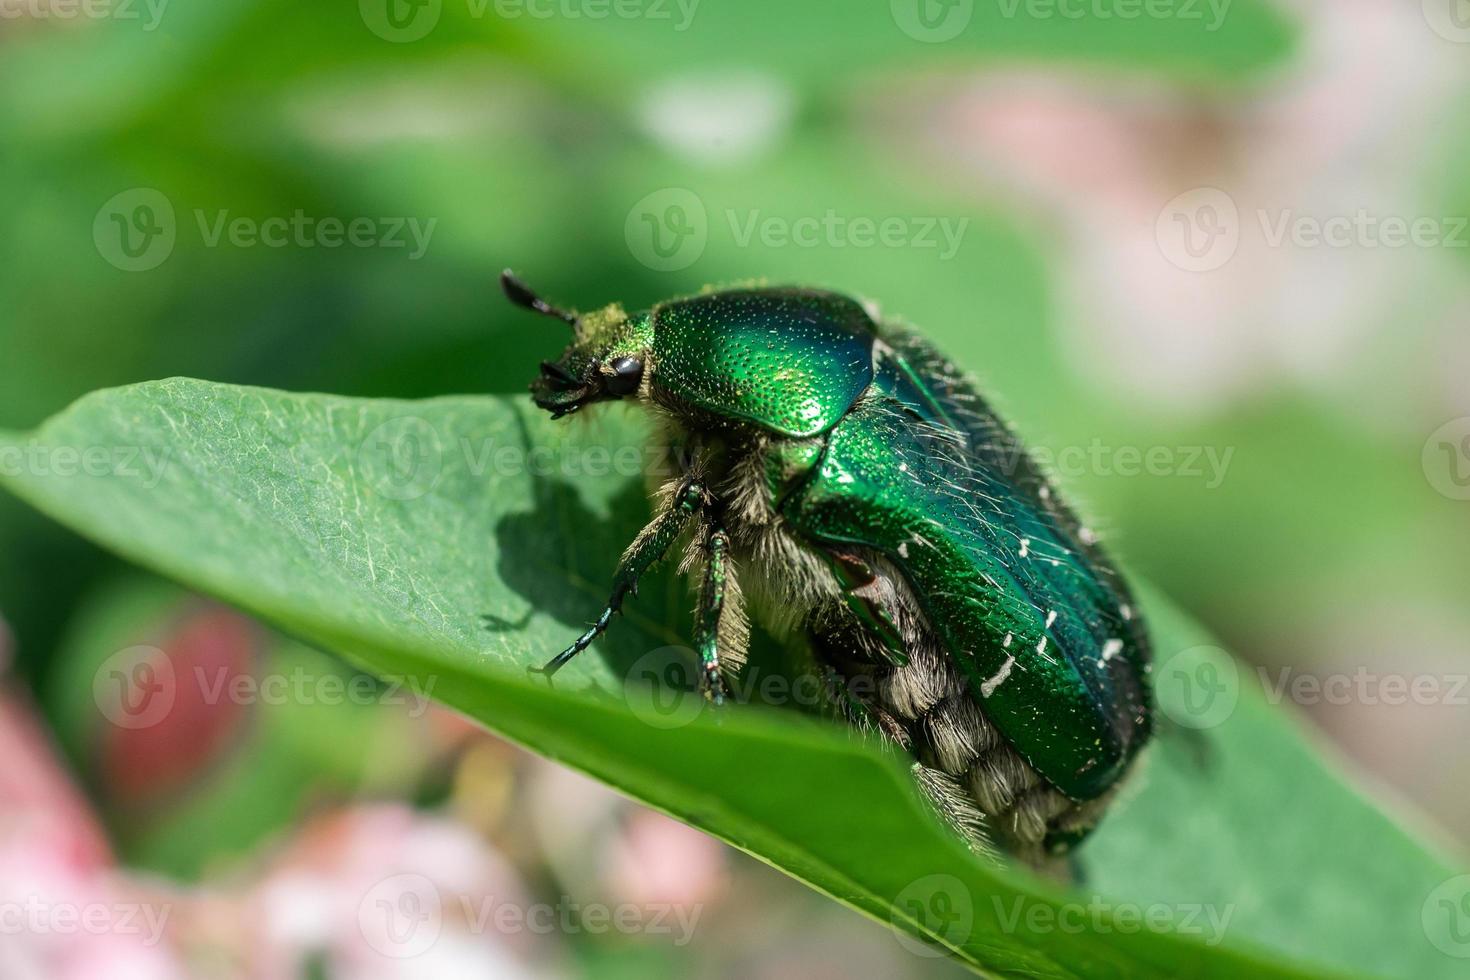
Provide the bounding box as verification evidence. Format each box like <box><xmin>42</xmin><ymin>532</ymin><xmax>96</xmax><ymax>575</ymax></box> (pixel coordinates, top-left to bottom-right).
<box><xmin>2</xmin><ymin>0</ymin><xmax>1469</xmax><ymax>976</ymax></box>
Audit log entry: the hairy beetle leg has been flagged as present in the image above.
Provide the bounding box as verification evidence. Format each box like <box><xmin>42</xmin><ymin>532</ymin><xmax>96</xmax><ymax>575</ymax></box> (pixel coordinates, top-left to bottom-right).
<box><xmin>533</xmin><ymin>600</ymin><xmax>623</xmax><ymax>678</ymax></box>
<box><xmin>694</xmin><ymin>524</ymin><xmax>732</xmax><ymax>706</ymax></box>
<box><xmin>531</xmin><ymin>479</ymin><xmax>707</xmax><ymax>680</ymax></box>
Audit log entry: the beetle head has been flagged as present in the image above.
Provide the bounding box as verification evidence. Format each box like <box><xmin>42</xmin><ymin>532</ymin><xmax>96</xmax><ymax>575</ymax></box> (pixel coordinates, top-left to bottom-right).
<box><xmin>503</xmin><ymin>271</ymin><xmax>653</xmax><ymax>419</ymax></box>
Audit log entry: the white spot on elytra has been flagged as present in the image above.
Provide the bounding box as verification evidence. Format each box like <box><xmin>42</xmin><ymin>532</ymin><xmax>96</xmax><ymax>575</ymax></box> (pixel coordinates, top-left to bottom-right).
<box><xmin>1002</xmin><ymin>632</ymin><xmax>1013</xmax><ymax>648</ymax></box>
<box><xmin>981</xmin><ymin>653</ymin><xmax>1016</xmax><ymax>698</ymax></box>
<box><xmin>1018</xmin><ymin>538</ymin><xmax>1031</xmax><ymax>558</ymax></box>
<box><xmin>1099</xmin><ymin>638</ymin><xmax>1124</xmax><ymax>668</ymax></box>
<box><xmin>1035</xmin><ymin>636</ymin><xmax>1047</xmax><ymax>655</ymax></box>
<box><xmin>898</xmin><ymin>542</ymin><xmax>909</xmax><ymax>558</ymax></box>
<box><xmin>1120</xmin><ymin>604</ymin><xmax>1133</xmax><ymax>621</ymax></box>
<box><xmin>1044</xmin><ymin>610</ymin><xmax>1058</xmax><ymax>629</ymax></box>
<box><xmin>1079</xmin><ymin>526</ymin><xmax>1098</xmax><ymax>545</ymax></box>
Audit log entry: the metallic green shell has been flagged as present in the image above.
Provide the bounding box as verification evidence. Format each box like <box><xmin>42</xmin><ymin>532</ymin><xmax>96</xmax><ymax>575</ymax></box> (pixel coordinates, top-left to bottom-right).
<box><xmin>780</xmin><ymin>325</ymin><xmax>1151</xmax><ymax>802</ymax></box>
<box><xmin>649</xmin><ymin>289</ymin><xmax>875</xmax><ymax>438</ymax></box>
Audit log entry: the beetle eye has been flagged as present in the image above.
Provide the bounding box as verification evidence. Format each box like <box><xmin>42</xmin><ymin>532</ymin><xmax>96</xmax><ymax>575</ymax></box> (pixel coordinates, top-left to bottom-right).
<box><xmin>605</xmin><ymin>356</ymin><xmax>644</xmax><ymax>396</ymax></box>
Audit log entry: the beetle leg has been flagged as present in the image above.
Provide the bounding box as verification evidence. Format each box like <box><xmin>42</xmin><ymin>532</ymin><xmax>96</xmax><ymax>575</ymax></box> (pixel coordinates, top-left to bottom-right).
<box><xmin>533</xmin><ymin>479</ymin><xmax>706</xmax><ymax>678</ymax></box>
<box><xmin>821</xmin><ymin>548</ymin><xmax>907</xmax><ymax>664</ymax></box>
<box><xmin>818</xmin><ymin>663</ymin><xmax>908</xmax><ymax>744</ymax></box>
<box><xmin>693</xmin><ymin>522</ymin><xmax>733</xmax><ymax>705</ymax></box>
<box><xmin>813</xmin><ymin>647</ymin><xmax>993</xmax><ymax>855</ymax></box>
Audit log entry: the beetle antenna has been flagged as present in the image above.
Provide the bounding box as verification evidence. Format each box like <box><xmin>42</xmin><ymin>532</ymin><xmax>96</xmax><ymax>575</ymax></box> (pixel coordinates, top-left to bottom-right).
<box><xmin>501</xmin><ymin>269</ymin><xmax>579</xmax><ymax>331</ymax></box>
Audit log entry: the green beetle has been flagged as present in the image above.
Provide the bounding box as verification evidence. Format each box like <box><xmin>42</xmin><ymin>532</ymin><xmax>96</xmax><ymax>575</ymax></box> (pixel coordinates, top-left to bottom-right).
<box><xmin>503</xmin><ymin>271</ymin><xmax>1151</xmax><ymax>864</ymax></box>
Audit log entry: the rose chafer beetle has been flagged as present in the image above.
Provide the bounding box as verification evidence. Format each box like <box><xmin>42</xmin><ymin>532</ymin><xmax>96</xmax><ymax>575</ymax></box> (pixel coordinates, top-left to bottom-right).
<box><xmin>502</xmin><ymin>271</ymin><xmax>1152</xmax><ymax>865</ymax></box>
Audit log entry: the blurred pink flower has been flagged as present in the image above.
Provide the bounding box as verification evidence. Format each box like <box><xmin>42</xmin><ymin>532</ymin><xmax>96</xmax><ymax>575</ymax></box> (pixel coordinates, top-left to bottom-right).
<box><xmin>98</xmin><ymin>606</ymin><xmax>256</xmax><ymax>806</ymax></box>
<box><xmin>249</xmin><ymin>804</ymin><xmax>543</xmax><ymax>980</ymax></box>
<box><xmin>0</xmin><ymin>649</ymin><xmax>189</xmax><ymax>979</ymax></box>
<box><xmin>905</xmin><ymin>0</ymin><xmax>1470</xmax><ymax>426</ymax></box>
<box><xmin>601</xmin><ymin>808</ymin><xmax>728</xmax><ymax>912</ymax></box>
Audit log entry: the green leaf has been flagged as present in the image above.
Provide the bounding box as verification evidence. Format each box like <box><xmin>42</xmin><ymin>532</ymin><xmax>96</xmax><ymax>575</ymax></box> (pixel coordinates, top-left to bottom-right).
<box><xmin>0</xmin><ymin>379</ymin><xmax>1459</xmax><ymax>978</ymax></box>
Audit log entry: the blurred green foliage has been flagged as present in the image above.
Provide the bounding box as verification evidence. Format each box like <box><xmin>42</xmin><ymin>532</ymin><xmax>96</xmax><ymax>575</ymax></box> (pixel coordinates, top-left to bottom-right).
<box><xmin>2</xmin><ymin>0</ymin><xmax>1298</xmax><ymax>683</ymax></box>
